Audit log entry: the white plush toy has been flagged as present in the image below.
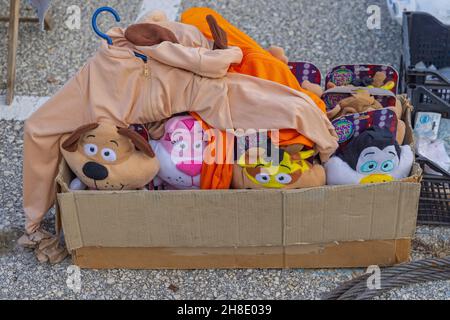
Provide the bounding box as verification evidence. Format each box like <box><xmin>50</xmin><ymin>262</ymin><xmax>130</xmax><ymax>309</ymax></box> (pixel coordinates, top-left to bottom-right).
<box><xmin>325</xmin><ymin>127</ymin><xmax>414</xmax><ymax>185</ymax></box>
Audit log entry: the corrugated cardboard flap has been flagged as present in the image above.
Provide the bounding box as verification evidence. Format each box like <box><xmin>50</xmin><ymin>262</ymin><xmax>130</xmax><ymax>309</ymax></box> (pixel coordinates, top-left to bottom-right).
<box><xmin>283</xmin><ymin>181</ymin><xmax>420</xmax><ymax>245</ymax></box>
<box><xmin>58</xmin><ymin>189</ymin><xmax>284</xmax><ymax>251</ymax></box>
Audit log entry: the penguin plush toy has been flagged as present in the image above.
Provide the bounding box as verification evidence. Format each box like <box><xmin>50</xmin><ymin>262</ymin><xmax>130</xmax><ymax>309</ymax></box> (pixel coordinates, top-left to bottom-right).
<box><xmin>325</xmin><ymin>127</ymin><xmax>414</xmax><ymax>185</ymax></box>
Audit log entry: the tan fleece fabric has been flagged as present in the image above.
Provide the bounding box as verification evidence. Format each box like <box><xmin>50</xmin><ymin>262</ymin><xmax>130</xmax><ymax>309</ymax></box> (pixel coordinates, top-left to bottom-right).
<box><xmin>23</xmin><ymin>21</ymin><xmax>337</xmax><ymax>233</ymax></box>
<box><xmin>18</xmin><ymin>228</ymin><xmax>68</xmax><ymax>264</ymax></box>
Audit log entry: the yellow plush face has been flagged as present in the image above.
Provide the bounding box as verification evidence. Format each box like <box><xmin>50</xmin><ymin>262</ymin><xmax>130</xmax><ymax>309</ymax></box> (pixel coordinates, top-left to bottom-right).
<box><xmin>238</xmin><ymin>148</ymin><xmax>316</xmax><ymax>189</ymax></box>
<box><xmin>60</xmin><ymin>123</ymin><xmax>160</xmax><ymax>190</ymax></box>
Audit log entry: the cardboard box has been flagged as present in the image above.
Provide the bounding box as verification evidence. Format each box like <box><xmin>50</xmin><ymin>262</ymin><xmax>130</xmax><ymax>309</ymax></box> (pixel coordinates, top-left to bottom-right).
<box><xmin>56</xmin><ymin>97</ymin><xmax>422</xmax><ymax>269</ymax></box>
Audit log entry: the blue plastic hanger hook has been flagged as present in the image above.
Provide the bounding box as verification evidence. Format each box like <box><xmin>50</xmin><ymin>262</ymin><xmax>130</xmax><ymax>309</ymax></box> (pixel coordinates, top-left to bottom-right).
<box><xmin>91</xmin><ymin>6</ymin><xmax>121</xmax><ymax>45</ymax></box>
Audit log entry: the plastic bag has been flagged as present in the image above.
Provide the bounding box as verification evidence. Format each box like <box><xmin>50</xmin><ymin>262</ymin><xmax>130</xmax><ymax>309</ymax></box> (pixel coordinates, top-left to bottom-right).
<box><xmin>387</xmin><ymin>0</ymin><xmax>450</xmax><ymax>25</ymax></box>
<box><xmin>416</xmin><ymin>138</ymin><xmax>450</xmax><ymax>174</ymax></box>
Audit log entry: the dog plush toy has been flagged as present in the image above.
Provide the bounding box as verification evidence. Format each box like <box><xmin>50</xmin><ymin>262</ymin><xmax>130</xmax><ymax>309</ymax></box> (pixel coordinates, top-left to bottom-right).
<box><xmin>232</xmin><ymin>145</ymin><xmax>326</xmax><ymax>189</ymax></box>
<box><xmin>325</xmin><ymin>127</ymin><xmax>413</xmax><ymax>185</ymax></box>
<box><xmin>149</xmin><ymin>115</ymin><xmax>207</xmax><ymax>190</ymax></box>
<box><xmin>326</xmin><ymin>90</ymin><xmax>406</xmax><ymax>145</ymax></box>
<box><xmin>60</xmin><ymin>123</ymin><xmax>160</xmax><ymax>190</ymax></box>
<box><xmin>326</xmin><ymin>90</ymin><xmax>384</xmax><ymax>120</ymax></box>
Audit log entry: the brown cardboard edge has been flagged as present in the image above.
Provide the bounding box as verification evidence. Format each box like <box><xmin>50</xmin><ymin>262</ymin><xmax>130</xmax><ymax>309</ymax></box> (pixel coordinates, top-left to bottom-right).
<box><xmin>72</xmin><ymin>239</ymin><xmax>411</xmax><ymax>270</ymax></box>
<box><xmin>400</xmin><ymin>95</ymin><xmax>423</xmax><ymax>181</ymax></box>
<box><xmin>56</xmin><ymin>160</ymin><xmax>71</xmax><ymax>193</ymax></box>
<box><xmin>57</xmin><ymin>192</ymin><xmax>83</xmax><ymax>250</ymax></box>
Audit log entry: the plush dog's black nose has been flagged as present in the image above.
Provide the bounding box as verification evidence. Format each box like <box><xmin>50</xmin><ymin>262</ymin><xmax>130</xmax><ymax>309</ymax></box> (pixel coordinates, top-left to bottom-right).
<box><xmin>82</xmin><ymin>162</ymin><xmax>108</xmax><ymax>180</ymax></box>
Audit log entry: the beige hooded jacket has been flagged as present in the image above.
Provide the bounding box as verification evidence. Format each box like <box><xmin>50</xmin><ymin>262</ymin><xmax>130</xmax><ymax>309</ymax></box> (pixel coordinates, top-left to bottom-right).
<box><xmin>23</xmin><ymin>21</ymin><xmax>337</xmax><ymax>233</ymax></box>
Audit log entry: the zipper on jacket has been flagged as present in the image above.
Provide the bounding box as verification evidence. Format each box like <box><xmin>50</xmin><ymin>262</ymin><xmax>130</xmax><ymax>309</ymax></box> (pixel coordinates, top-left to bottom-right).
<box><xmin>143</xmin><ymin>62</ymin><xmax>150</xmax><ymax>78</ymax></box>
<box><xmin>134</xmin><ymin>52</ymin><xmax>149</xmax><ymax>78</ymax></box>
<box><xmin>143</xmin><ymin>59</ymin><xmax>152</xmax><ymax>122</ymax></box>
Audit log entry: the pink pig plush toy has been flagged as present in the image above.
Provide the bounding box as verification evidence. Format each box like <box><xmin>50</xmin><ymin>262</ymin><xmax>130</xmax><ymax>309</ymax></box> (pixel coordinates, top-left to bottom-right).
<box><xmin>150</xmin><ymin>115</ymin><xmax>207</xmax><ymax>189</ymax></box>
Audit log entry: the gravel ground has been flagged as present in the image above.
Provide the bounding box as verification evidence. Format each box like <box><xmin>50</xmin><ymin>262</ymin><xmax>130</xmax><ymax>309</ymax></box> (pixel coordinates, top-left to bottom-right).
<box><xmin>0</xmin><ymin>0</ymin><xmax>402</xmax><ymax>96</ymax></box>
<box><xmin>180</xmin><ymin>0</ymin><xmax>403</xmax><ymax>80</ymax></box>
<box><xmin>0</xmin><ymin>0</ymin><xmax>140</xmax><ymax>96</ymax></box>
<box><xmin>0</xmin><ymin>0</ymin><xmax>449</xmax><ymax>300</ymax></box>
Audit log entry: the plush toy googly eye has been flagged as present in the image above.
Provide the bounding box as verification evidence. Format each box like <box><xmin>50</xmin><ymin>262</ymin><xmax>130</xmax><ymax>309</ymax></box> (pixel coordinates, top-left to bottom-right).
<box><xmin>84</xmin><ymin>143</ymin><xmax>98</xmax><ymax>156</ymax></box>
<box><xmin>275</xmin><ymin>173</ymin><xmax>292</xmax><ymax>184</ymax></box>
<box><xmin>381</xmin><ymin>160</ymin><xmax>394</xmax><ymax>172</ymax></box>
<box><xmin>101</xmin><ymin>148</ymin><xmax>117</xmax><ymax>162</ymax></box>
<box><xmin>360</xmin><ymin>160</ymin><xmax>377</xmax><ymax>173</ymax></box>
<box><xmin>255</xmin><ymin>173</ymin><xmax>271</xmax><ymax>184</ymax></box>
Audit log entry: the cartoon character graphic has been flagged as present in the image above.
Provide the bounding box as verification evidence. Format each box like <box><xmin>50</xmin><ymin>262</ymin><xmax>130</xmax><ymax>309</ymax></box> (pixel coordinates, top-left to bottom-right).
<box><xmin>232</xmin><ymin>146</ymin><xmax>326</xmax><ymax>189</ymax></box>
<box><xmin>150</xmin><ymin>115</ymin><xmax>206</xmax><ymax>189</ymax></box>
<box><xmin>325</xmin><ymin>127</ymin><xmax>414</xmax><ymax>185</ymax></box>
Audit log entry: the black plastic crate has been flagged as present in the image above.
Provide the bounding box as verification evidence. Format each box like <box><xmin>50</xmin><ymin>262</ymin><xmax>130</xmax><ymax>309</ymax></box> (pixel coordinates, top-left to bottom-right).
<box><xmin>401</xmin><ymin>11</ymin><xmax>450</xmax><ymax>225</ymax></box>
<box><xmin>400</xmin><ymin>11</ymin><xmax>450</xmax><ymax>98</ymax></box>
<box><xmin>409</xmin><ymin>85</ymin><xmax>450</xmax><ymax>118</ymax></box>
<box><xmin>403</xmin><ymin>12</ymin><xmax>450</xmax><ymax>70</ymax></box>
<box><xmin>416</xmin><ymin>158</ymin><xmax>450</xmax><ymax>226</ymax></box>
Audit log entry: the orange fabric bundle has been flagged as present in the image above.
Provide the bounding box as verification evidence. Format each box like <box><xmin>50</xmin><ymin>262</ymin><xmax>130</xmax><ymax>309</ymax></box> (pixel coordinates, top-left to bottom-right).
<box><xmin>182</xmin><ymin>7</ymin><xmax>327</xmax><ymax>189</ymax></box>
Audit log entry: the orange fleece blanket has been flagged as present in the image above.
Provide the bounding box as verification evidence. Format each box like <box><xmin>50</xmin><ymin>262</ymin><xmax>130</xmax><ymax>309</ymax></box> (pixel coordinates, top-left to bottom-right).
<box><xmin>182</xmin><ymin>7</ymin><xmax>327</xmax><ymax>189</ymax></box>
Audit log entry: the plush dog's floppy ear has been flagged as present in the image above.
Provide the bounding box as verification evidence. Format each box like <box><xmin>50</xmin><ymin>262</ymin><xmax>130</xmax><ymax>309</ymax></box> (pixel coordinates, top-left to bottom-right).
<box><xmin>117</xmin><ymin>127</ymin><xmax>155</xmax><ymax>158</ymax></box>
<box><xmin>206</xmin><ymin>15</ymin><xmax>228</xmax><ymax>50</ymax></box>
<box><xmin>125</xmin><ymin>23</ymin><xmax>179</xmax><ymax>46</ymax></box>
<box><xmin>62</xmin><ymin>123</ymin><xmax>99</xmax><ymax>152</ymax></box>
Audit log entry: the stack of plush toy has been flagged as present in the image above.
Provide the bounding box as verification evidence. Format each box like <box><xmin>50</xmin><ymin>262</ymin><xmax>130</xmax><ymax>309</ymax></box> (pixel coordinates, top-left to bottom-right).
<box><xmin>56</xmin><ymin>8</ymin><xmax>414</xmax><ymax>193</ymax></box>
<box><xmin>321</xmin><ymin>65</ymin><xmax>414</xmax><ymax>185</ymax></box>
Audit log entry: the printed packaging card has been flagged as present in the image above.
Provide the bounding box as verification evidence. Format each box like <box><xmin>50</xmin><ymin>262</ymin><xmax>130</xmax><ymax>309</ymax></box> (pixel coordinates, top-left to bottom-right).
<box><xmin>333</xmin><ymin>109</ymin><xmax>398</xmax><ymax>150</ymax></box>
<box><xmin>326</xmin><ymin>64</ymin><xmax>399</xmax><ymax>94</ymax></box>
<box><xmin>288</xmin><ymin>62</ymin><xmax>322</xmax><ymax>85</ymax></box>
